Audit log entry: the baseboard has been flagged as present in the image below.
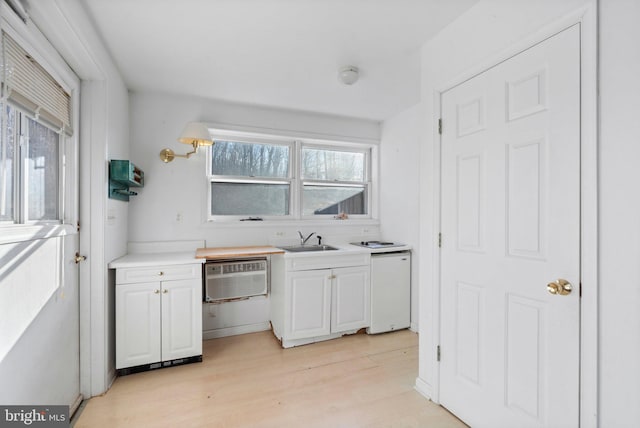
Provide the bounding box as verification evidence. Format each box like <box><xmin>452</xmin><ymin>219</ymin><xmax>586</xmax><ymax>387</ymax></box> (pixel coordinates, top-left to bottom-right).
<box><xmin>280</xmin><ymin>330</ymin><xmax>355</xmax><ymax>348</ymax></box>
<box><xmin>414</xmin><ymin>376</ymin><xmax>434</xmax><ymax>401</ymax></box>
<box><xmin>117</xmin><ymin>355</ymin><xmax>202</xmax><ymax>376</ymax></box>
<box><xmin>410</xmin><ymin>322</ymin><xmax>419</xmax><ymax>332</ymax></box>
<box><xmin>69</xmin><ymin>394</ymin><xmax>83</xmax><ymax>418</ymax></box>
<box><xmin>203</xmin><ymin>322</ymin><xmax>271</xmax><ymax>340</ymax></box>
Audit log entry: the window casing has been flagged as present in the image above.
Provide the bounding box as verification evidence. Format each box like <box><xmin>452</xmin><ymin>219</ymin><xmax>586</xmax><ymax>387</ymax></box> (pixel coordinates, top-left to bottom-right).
<box><xmin>0</xmin><ymin>102</ymin><xmax>63</xmax><ymax>225</ymax></box>
<box><xmin>209</xmin><ymin>138</ymin><xmax>292</xmax><ymax>218</ymax></box>
<box><xmin>300</xmin><ymin>144</ymin><xmax>369</xmax><ymax>218</ymax></box>
<box><xmin>207</xmin><ymin>132</ymin><xmax>373</xmax><ymax>221</ymax></box>
<box><xmin>0</xmin><ymin>28</ymin><xmax>73</xmax><ymax>231</ymax></box>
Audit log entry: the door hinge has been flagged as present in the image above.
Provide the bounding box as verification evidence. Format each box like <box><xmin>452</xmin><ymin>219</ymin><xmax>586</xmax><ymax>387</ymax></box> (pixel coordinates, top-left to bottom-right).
<box><xmin>438</xmin><ymin>118</ymin><xmax>442</xmax><ymax>135</ymax></box>
<box><xmin>437</xmin><ymin>345</ymin><xmax>441</xmax><ymax>362</ymax></box>
<box><xmin>76</xmin><ymin>221</ymin><xmax>80</xmax><ymax>232</ymax></box>
<box><xmin>438</xmin><ymin>233</ymin><xmax>442</xmax><ymax>248</ymax></box>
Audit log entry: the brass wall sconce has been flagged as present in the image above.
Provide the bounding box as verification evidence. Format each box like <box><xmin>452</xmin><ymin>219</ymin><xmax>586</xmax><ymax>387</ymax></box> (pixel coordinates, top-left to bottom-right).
<box><xmin>159</xmin><ymin>122</ymin><xmax>214</xmax><ymax>163</ymax></box>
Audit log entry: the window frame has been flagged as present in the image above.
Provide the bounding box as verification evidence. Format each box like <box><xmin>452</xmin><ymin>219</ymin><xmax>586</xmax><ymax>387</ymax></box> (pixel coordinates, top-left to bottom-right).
<box><xmin>298</xmin><ymin>141</ymin><xmax>371</xmax><ymax>220</ymax></box>
<box><xmin>207</xmin><ymin>133</ymin><xmax>295</xmax><ymax>221</ymax></box>
<box><xmin>0</xmin><ymin>102</ymin><xmax>65</xmax><ymax>226</ymax></box>
<box><xmin>0</xmin><ymin>19</ymin><xmax>78</xmax><ymax>246</ymax></box>
<box><xmin>205</xmin><ymin>129</ymin><xmax>376</xmax><ymax>223</ymax></box>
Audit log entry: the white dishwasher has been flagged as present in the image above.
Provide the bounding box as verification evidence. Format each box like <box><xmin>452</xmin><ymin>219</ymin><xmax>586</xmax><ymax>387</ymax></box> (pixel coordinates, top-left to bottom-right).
<box><xmin>368</xmin><ymin>250</ymin><xmax>411</xmax><ymax>334</ymax></box>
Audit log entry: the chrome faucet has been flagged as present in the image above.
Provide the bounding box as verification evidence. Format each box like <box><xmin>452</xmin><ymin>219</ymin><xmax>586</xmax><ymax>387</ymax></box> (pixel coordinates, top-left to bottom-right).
<box><xmin>298</xmin><ymin>231</ymin><xmax>315</xmax><ymax>246</ymax></box>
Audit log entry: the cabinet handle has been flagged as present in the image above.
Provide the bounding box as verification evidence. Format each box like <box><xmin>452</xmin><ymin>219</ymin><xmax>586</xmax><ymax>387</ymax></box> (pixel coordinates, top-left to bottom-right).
<box><xmin>154</xmin><ymin>289</ymin><xmax>160</xmax><ymax>294</ymax></box>
<box><xmin>158</xmin><ymin>271</ymin><xmax>164</xmax><ymax>276</ymax></box>
<box><xmin>163</xmin><ymin>289</ymin><xmax>168</xmax><ymax>294</ymax></box>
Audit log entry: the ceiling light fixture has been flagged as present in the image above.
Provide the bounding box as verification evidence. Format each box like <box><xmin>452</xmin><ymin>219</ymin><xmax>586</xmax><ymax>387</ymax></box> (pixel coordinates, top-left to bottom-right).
<box><xmin>338</xmin><ymin>66</ymin><xmax>359</xmax><ymax>85</ymax></box>
<box><xmin>159</xmin><ymin>122</ymin><xmax>214</xmax><ymax>163</ymax></box>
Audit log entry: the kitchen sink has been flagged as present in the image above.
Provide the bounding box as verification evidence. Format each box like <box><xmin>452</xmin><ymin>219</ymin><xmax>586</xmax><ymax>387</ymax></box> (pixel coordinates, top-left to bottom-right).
<box><xmin>280</xmin><ymin>245</ymin><xmax>339</xmax><ymax>252</ymax></box>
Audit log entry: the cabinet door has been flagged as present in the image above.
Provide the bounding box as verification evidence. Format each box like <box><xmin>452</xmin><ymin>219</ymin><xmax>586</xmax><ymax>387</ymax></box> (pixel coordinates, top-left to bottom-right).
<box><xmin>116</xmin><ymin>282</ymin><xmax>161</xmax><ymax>369</ymax></box>
<box><xmin>161</xmin><ymin>278</ymin><xmax>203</xmax><ymax>361</ymax></box>
<box><xmin>331</xmin><ymin>266</ymin><xmax>370</xmax><ymax>333</ymax></box>
<box><xmin>287</xmin><ymin>270</ymin><xmax>332</xmax><ymax>340</ymax></box>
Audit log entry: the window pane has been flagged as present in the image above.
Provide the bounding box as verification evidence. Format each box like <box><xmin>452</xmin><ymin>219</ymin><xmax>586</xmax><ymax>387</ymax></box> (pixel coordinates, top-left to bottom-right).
<box><xmin>301</xmin><ymin>148</ymin><xmax>365</xmax><ymax>182</ymax></box>
<box><xmin>302</xmin><ymin>185</ymin><xmax>367</xmax><ymax>216</ymax></box>
<box><xmin>0</xmin><ymin>105</ymin><xmax>16</xmax><ymax>221</ymax></box>
<box><xmin>211</xmin><ymin>141</ymin><xmax>289</xmax><ymax>178</ymax></box>
<box><xmin>211</xmin><ymin>182</ymin><xmax>289</xmax><ymax>216</ymax></box>
<box><xmin>27</xmin><ymin>119</ymin><xmax>59</xmax><ymax>221</ymax></box>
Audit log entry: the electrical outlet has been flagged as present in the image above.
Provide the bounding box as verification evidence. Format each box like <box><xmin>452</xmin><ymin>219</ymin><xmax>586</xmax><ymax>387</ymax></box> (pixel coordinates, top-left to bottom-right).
<box><xmin>275</xmin><ymin>231</ymin><xmax>285</xmax><ymax>237</ymax></box>
<box><xmin>362</xmin><ymin>228</ymin><xmax>370</xmax><ymax>234</ymax></box>
<box><xmin>176</xmin><ymin>212</ymin><xmax>183</xmax><ymax>223</ymax></box>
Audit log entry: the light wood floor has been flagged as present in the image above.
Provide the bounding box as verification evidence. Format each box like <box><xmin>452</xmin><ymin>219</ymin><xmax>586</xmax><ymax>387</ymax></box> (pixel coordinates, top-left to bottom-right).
<box><xmin>73</xmin><ymin>330</ymin><xmax>467</xmax><ymax>428</ymax></box>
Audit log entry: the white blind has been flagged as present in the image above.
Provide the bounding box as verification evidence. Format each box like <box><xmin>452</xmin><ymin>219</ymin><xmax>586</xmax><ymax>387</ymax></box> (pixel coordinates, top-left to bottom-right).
<box><xmin>0</xmin><ymin>31</ymin><xmax>72</xmax><ymax>134</ymax></box>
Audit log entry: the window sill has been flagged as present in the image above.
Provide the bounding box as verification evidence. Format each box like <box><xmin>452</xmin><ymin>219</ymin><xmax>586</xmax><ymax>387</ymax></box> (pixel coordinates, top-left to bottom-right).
<box><xmin>200</xmin><ymin>218</ymin><xmax>380</xmax><ymax>229</ymax></box>
<box><xmin>0</xmin><ymin>223</ymin><xmax>77</xmax><ymax>245</ymax></box>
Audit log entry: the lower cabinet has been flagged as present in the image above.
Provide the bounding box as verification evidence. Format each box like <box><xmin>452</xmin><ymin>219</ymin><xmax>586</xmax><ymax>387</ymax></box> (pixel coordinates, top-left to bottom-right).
<box><xmin>115</xmin><ymin>264</ymin><xmax>202</xmax><ymax>371</ymax></box>
<box><xmin>330</xmin><ymin>267</ymin><xmax>371</xmax><ymax>333</ymax></box>
<box><xmin>288</xmin><ymin>269</ymin><xmax>332</xmax><ymax>339</ymax></box>
<box><xmin>271</xmin><ymin>253</ymin><xmax>370</xmax><ymax>347</ymax></box>
<box><xmin>289</xmin><ymin>267</ymin><xmax>370</xmax><ymax>340</ymax></box>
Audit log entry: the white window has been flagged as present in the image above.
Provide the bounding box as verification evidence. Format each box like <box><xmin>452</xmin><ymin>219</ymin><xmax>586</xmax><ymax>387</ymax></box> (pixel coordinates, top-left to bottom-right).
<box><xmin>209</xmin><ymin>138</ymin><xmax>292</xmax><ymax>218</ymax></box>
<box><xmin>0</xmin><ymin>30</ymin><xmax>72</xmax><ymax>228</ymax></box>
<box><xmin>207</xmin><ymin>132</ymin><xmax>373</xmax><ymax>221</ymax></box>
<box><xmin>300</xmin><ymin>145</ymin><xmax>369</xmax><ymax>218</ymax></box>
<box><xmin>0</xmin><ymin>103</ymin><xmax>63</xmax><ymax>224</ymax></box>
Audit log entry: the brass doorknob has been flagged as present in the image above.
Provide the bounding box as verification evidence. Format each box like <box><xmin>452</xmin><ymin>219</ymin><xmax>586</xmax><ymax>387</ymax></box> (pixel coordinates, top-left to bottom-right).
<box><xmin>547</xmin><ymin>279</ymin><xmax>572</xmax><ymax>296</ymax></box>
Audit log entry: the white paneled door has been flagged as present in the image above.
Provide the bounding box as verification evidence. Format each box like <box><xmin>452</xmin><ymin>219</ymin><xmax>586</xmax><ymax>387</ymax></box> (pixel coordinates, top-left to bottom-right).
<box><xmin>440</xmin><ymin>25</ymin><xmax>580</xmax><ymax>428</ymax></box>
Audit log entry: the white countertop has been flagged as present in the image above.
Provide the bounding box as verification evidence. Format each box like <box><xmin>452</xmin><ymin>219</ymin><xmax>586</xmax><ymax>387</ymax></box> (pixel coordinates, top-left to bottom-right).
<box><xmin>353</xmin><ymin>243</ymin><xmax>412</xmax><ymax>254</ymax></box>
<box><xmin>108</xmin><ymin>242</ymin><xmax>412</xmax><ymax>267</ymax></box>
<box><xmin>277</xmin><ymin>242</ymin><xmax>411</xmax><ymax>258</ymax></box>
<box><xmin>109</xmin><ymin>251</ymin><xmax>205</xmax><ymax>269</ymax></box>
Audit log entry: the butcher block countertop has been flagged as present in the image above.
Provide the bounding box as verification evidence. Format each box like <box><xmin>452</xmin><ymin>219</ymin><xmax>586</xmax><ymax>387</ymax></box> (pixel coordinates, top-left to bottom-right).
<box><xmin>195</xmin><ymin>246</ymin><xmax>285</xmax><ymax>260</ymax></box>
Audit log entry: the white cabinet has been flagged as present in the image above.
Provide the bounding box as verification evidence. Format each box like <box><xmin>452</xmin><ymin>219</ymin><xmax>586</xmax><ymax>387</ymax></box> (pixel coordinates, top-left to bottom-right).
<box><xmin>115</xmin><ymin>263</ymin><xmax>202</xmax><ymax>371</ymax></box>
<box><xmin>160</xmin><ymin>278</ymin><xmax>202</xmax><ymax>361</ymax></box>
<box><xmin>288</xmin><ymin>269</ymin><xmax>332</xmax><ymax>339</ymax></box>
<box><xmin>271</xmin><ymin>251</ymin><xmax>370</xmax><ymax>348</ymax></box>
<box><xmin>331</xmin><ymin>266</ymin><xmax>370</xmax><ymax>333</ymax></box>
<box><xmin>116</xmin><ymin>281</ymin><xmax>162</xmax><ymax>368</ymax></box>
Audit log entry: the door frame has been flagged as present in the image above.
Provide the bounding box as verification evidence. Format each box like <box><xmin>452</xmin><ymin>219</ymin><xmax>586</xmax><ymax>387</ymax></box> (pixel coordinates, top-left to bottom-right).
<box><xmin>426</xmin><ymin>5</ymin><xmax>598</xmax><ymax>427</ymax></box>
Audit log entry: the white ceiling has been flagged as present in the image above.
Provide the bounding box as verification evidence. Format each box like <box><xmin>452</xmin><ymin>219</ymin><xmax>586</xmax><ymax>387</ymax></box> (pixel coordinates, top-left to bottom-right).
<box><xmin>80</xmin><ymin>0</ymin><xmax>477</xmax><ymax>121</ymax></box>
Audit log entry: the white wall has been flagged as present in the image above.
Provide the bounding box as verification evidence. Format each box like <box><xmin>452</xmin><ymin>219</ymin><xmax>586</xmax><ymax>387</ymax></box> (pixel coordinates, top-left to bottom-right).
<box><xmin>380</xmin><ymin>103</ymin><xmax>422</xmax><ymax>330</ymax></box>
<box><xmin>128</xmin><ymin>91</ymin><xmax>381</xmax><ymax>334</ymax></box>
<box><xmin>416</xmin><ymin>0</ymin><xmax>591</xmax><ymax>403</ymax></box>
<box><xmin>101</xmin><ymin>79</ymin><xmax>130</xmax><ymax>388</ymax></box>
<box><xmin>598</xmin><ymin>0</ymin><xmax>640</xmax><ymax>425</ymax></box>
<box><xmin>128</xmin><ymin>91</ymin><xmax>380</xmax><ymax>246</ymax></box>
